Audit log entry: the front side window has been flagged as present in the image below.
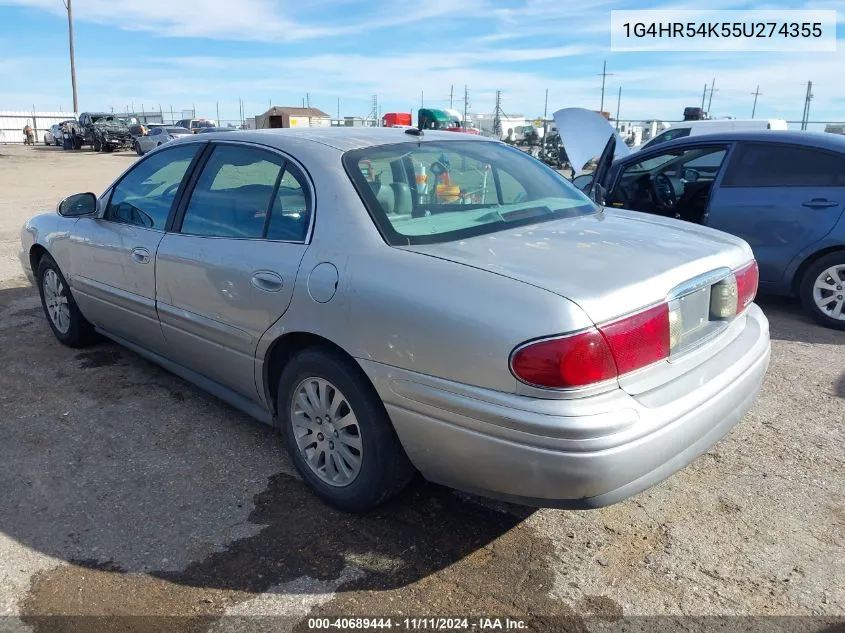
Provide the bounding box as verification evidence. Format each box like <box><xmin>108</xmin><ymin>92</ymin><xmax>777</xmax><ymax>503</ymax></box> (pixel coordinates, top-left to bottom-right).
<box><xmin>722</xmin><ymin>143</ymin><xmax>845</xmax><ymax>187</ymax></box>
<box><xmin>180</xmin><ymin>144</ymin><xmax>285</xmax><ymax>238</ymax></box>
<box><xmin>343</xmin><ymin>140</ymin><xmax>597</xmax><ymax>245</ymax></box>
<box><xmin>105</xmin><ymin>143</ymin><xmax>201</xmax><ymax>229</ymax></box>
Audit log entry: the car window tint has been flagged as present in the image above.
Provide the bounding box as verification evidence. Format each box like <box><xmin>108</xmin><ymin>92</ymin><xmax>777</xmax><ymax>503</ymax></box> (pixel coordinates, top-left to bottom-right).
<box><xmin>723</xmin><ymin>143</ymin><xmax>845</xmax><ymax>187</ymax></box>
<box><xmin>105</xmin><ymin>143</ymin><xmax>200</xmax><ymax>229</ymax></box>
<box><xmin>181</xmin><ymin>144</ymin><xmax>284</xmax><ymax>238</ymax></box>
<box><xmin>266</xmin><ymin>165</ymin><xmax>311</xmax><ymax>242</ymax></box>
<box><xmin>685</xmin><ymin>150</ymin><xmax>726</xmax><ymax>169</ymax></box>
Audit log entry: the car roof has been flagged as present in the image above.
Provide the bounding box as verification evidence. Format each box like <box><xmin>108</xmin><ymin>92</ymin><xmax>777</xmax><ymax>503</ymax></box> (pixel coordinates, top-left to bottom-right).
<box><xmin>181</xmin><ymin>127</ymin><xmax>494</xmax><ymax>151</ymax></box>
<box><xmin>650</xmin><ymin>130</ymin><xmax>845</xmax><ymax>153</ymax></box>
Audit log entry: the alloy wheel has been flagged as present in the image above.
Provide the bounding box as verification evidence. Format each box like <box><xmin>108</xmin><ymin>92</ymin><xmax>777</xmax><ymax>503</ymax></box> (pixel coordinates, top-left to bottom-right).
<box><xmin>290</xmin><ymin>377</ymin><xmax>363</xmax><ymax>487</ymax></box>
<box><xmin>813</xmin><ymin>264</ymin><xmax>845</xmax><ymax>321</ymax></box>
<box><xmin>42</xmin><ymin>269</ymin><xmax>71</xmax><ymax>334</ymax></box>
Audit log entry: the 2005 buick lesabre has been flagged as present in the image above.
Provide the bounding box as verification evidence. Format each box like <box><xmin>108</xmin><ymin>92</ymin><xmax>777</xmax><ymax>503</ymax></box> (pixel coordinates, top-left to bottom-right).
<box><xmin>19</xmin><ymin>127</ymin><xmax>770</xmax><ymax>512</ymax></box>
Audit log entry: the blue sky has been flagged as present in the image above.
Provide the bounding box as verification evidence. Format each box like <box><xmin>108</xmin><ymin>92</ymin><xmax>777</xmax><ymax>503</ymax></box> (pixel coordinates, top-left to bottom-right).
<box><xmin>0</xmin><ymin>0</ymin><xmax>842</xmax><ymax>126</ymax></box>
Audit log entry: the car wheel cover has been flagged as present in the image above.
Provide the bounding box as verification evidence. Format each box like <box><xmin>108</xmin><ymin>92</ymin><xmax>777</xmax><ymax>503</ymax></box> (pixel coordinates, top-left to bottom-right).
<box><xmin>290</xmin><ymin>377</ymin><xmax>363</xmax><ymax>487</ymax></box>
<box><xmin>42</xmin><ymin>269</ymin><xmax>71</xmax><ymax>334</ymax></box>
<box><xmin>813</xmin><ymin>264</ymin><xmax>845</xmax><ymax>320</ymax></box>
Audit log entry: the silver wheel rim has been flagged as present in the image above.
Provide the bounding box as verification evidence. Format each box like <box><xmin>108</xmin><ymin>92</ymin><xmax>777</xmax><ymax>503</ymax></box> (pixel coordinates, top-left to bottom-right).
<box><xmin>290</xmin><ymin>377</ymin><xmax>362</xmax><ymax>487</ymax></box>
<box><xmin>812</xmin><ymin>264</ymin><xmax>845</xmax><ymax>321</ymax></box>
<box><xmin>42</xmin><ymin>269</ymin><xmax>71</xmax><ymax>334</ymax></box>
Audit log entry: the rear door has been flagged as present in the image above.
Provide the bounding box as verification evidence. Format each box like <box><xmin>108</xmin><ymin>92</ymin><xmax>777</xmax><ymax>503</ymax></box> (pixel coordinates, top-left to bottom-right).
<box><xmin>706</xmin><ymin>142</ymin><xmax>845</xmax><ymax>288</ymax></box>
<box><xmin>154</xmin><ymin>141</ymin><xmax>312</xmax><ymax>399</ymax></box>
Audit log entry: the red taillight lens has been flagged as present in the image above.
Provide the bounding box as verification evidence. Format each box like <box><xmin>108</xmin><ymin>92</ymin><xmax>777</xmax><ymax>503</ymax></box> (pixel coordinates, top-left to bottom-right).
<box><xmin>511</xmin><ymin>303</ymin><xmax>670</xmax><ymax>389</ymax></box>
<box><xmin>600</xmin><ymin>303</ymin><xmax>670</xmax><ymax>374</ymax></box>
<box><xmin>511</xmin><ymin>329</ymin><xmax>617</xmax><ymax>389</ymax></box>
<box><xmin>735</xmin><ymin>260</ymin><xmax>758</xmax><ymax>313</ymax></box>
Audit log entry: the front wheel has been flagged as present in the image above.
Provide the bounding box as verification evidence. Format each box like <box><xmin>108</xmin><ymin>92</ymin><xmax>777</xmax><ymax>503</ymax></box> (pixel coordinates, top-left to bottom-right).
<box><xmin>37</xmin><ymin>254</ymin><xmax>97</xmax><ymax>347</ymax></box>
<box><xmin>801</xmin><ymin>252</ymin><xmax>845</xmax><ymax>330</ymax></box>
<box><xmin>92</xmin><ymin>136</ymin><xmax>102</xmax><ymax>152</ymax></box>
<box><xmin>277</xmin><ymin>347</ymin><xmax>414</xmax><ymax>513</ymax></box>
<box><xmin>134</xmin><ymin>141</ymin><xmax>143</xmax><ymax>156</ymax></box>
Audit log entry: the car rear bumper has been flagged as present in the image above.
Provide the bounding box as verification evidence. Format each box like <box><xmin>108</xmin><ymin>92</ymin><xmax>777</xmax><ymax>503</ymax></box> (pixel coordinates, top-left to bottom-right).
<box><xmin>359</xmin><ymin>303</ymin><xmax>770</xmax><ymax>508</ymax></box>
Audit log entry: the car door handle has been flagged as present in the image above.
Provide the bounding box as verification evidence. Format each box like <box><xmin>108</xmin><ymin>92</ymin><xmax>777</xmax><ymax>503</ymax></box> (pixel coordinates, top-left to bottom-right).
<box><xmin>130</xmin><ymin>247</ymin><xmax>151</xmax><ymax>263</ymax></box>
<box><xmin>250</xmin><ymin>271</ymin><xmax>284</xmax><ymax>292</ymax></box>
<box><xmin>802</xmin><ymin>199</ymin><xmax>838</xmax><ymax>209</ymax></box>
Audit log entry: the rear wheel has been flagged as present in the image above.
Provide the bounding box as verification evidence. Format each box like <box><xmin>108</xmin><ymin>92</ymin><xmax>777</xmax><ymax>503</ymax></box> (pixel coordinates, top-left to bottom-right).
<box><xmin>134</xmin><ymin>141</ymin><xmax>143</xmax><ymax>156</ymax></box>
<box><xmin>277</xmin><ymin>347</ymin><xmax>414</xmax><ymax>513</ymax></box>
<box><xmin>37</xmin><ymin>254</ymin><xmax>97</xmax><ymax>347</ymax></box>
<box><xmin>800</xmin><ymin>252</ymin><xmax>845</xmax><ymax>330</ymax></box>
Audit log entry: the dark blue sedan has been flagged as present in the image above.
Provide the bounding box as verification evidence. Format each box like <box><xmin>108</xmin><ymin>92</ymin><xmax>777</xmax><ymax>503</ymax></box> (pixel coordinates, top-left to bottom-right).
<box><xmin>562</xmin><ymin>112</ymin><xmax>845</xmax><ymax>330</ymax></box>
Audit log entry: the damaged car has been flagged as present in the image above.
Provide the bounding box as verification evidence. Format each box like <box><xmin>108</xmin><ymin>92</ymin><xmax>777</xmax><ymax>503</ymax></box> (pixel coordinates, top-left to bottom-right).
<box><xmin>65</xmin><ymin>113</ymin><xmax>135</xmax><ymax>152</ymax></box>
<box><xmin>556</xmin><ymin>108</ymin><xmax>845</xmax><ymax>330</ymax></box>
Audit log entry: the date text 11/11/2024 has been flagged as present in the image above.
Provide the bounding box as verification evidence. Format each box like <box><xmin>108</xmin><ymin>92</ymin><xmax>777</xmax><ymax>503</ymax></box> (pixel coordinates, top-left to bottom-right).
<box><xmin>307</xmin><ymin>617</ymin><xmax>529</xmax><ymax>630</ymax></box>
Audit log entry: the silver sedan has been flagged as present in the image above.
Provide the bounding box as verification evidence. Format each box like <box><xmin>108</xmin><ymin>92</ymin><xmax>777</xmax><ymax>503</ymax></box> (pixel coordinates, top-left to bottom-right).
<box><xmin>19</xmin><ymin>128</ymin><xmax>770</xmax><ymax>512</ymax></box>
<box><xmin>134</xmin><ymin>125</ymin><xmax>192</xmax><ymax>155</ymax></box>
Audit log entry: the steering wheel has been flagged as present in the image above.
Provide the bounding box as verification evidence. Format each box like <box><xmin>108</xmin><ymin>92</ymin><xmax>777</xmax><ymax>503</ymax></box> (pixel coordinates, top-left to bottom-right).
<box><xmin>651</xmin><ymin>173</ymin><xmax>677</xmax><ymax>213</ymax></box>
<box><xmin>162</xmin><ymin>182</ymin><xmax>181</xmax><ymax>198</ymax></box>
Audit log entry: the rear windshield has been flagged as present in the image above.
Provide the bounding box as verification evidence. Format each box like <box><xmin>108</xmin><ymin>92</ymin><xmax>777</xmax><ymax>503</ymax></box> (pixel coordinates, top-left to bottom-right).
<box><xmin>192</xmin><ymin>120</ymin><xmax>215</xmax><ymax>128</ymax></box>
<box><xmin>167</xmin><ymin>127</ymin><xmax>190</xmax><ymax>134</ymax></box>
<box><xmin>343</xmin><ymin>140</ymin><xmax>597</xmax><ymax>246</ymax></box>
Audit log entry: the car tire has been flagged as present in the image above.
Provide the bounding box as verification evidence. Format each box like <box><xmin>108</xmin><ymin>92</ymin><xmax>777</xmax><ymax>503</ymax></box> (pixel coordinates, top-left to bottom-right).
<box><xmin>134</xmin><ymin>142</ymin><xmax>143</xmax><ymax>156</ymax></box>
<box><xmin>44</xmin><ymin>136</ymin><xmax>50</xmax><ymax>146</ymax></box>
<box><xmin>277</xmin><ymin>347</ymin><xmax>414</xmax><ymax>513</ymax></box>
<box><xmin>37</xmin><ymin>254</ymin><xmax>97</xmax><ymax>347</ymax></box>
<box><xmin>800</xmin><ymin>251</ymin><xmax>845</xmax><ymax>330</ymax></box>
<box><xmin>92</xmin><ymin>136</ymin><xmax>102</xmax><ymax>152</ymax></box>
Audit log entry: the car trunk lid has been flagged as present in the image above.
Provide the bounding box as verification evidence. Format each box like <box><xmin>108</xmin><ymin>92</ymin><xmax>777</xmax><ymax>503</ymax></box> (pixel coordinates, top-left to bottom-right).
<box><xmin>401</xmin><ymin>210</ymin><xmax>756</xmax><ymax>394</ymax></box>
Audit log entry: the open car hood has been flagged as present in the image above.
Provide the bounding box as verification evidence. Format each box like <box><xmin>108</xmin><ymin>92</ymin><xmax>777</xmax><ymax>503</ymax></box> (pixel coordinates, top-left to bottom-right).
<box><xmin>553</xmin><ymin>108</ymin><xmax>631</xmax><ymax>173</ymax></box>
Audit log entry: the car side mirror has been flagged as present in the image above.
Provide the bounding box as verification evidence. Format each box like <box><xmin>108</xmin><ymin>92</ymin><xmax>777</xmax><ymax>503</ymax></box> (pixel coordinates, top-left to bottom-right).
<box><xmin>592</xmin><ymin>183</ymin><xmax>607</xmax><ymax>205</ymax></box>
<box><xmin>58</xmin><ymin>192</ymin><xmax>97</xmax><ymax>217</ymax></box>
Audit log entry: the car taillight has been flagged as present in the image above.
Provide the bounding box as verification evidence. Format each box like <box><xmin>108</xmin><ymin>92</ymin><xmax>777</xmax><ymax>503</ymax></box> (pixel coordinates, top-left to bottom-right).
<box><xmin>511</xmin><ymin>303</ymin><xmax>670</xmax><ymax>389</ymax></box>
<box><xmin>735</xmin><ymin>260</ymin><xmax>759</xmax><ymax>312</ymax></box>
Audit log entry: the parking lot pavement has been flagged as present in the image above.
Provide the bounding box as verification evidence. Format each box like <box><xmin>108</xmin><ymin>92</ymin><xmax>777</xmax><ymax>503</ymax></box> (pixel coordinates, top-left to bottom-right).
<box><xmin>0</xmin><ymin>144</ymin><xmax>842</xmax><ymax>630</ymax></box>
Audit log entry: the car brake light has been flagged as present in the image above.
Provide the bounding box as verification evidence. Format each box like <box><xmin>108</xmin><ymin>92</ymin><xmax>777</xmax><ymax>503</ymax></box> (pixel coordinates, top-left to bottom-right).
<box><xmin>735</xmin><ymin>260</ymin><xmax>759</xmax><ymax>312</ymax></box>
<box><xmin>511</xmin><ymin>303</ymin><xmax>670</xmax><ymax>389</ymax></box>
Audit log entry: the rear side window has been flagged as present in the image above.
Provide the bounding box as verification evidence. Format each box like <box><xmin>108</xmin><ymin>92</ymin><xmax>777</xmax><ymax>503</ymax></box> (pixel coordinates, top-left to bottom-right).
<box><xmin>180</xmin><ymin>145</ymin><xmax>284</xmax><ymax>238</ymax></box>
<box><xmin>723</xmin><ymin>143</ymin><xmax>845</xmax><ymax>187</ymax></box>
<box><xmin>266</xmin><ymin>165</ymin><xmax>311</xmax><ymax>242</ymax></box>
<box><xmin>105</xmin><ymin>143</ymin><xmax>200</xmax><ymax>229</ymax></box>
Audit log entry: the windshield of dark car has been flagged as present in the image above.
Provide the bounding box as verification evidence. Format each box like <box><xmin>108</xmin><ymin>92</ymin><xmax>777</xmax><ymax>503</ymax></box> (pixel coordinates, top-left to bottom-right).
<box><xmin>192</xmin><ymin>121</ymin><xmax>215</xmax><ymax>128</ymax></box>
<box><xmin>343</xmin><ymin>140</ymin><xmax>598</xmax><ymax>246</ymax></box>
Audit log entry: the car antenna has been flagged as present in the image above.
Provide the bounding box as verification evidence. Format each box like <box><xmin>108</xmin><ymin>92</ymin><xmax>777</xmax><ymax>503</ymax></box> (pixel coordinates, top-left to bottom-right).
<box><xmin>405</xmin><ymin>128</ymin><xmax>423</xmax><ymax>137</ymax></box>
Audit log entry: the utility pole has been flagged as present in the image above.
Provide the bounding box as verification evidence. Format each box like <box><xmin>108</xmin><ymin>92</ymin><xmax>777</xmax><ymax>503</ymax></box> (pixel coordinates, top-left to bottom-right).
<box><xmin>706</xmin><ymin>77</ymin><xmax>718</xmax><ymax>113</ymax></box>
<box><xmin>801</xmin><ymin>81</ymin><xmax>814</xmax><ymax>130</ymax></box>
<box><xmin>63</xmin><ymin>0</ymin><xmax>78</xmax><ymax>114</ymax></box>
<box><xmin>598</xmin><ymin>60</ymin><xmax>614</xmax><ymax>112</ymax></box>
<box><xmin>306</xmin><ymin>93</ymin><xmax>311</xmax><ymax>108</ymax></box>
<box><xmin>493</xmin><ymin>90</ymin><xmax>503</xmax><ymax>139</ymax></box>
<box><xmin>751</xmin><ymin>86</ymin><xmax>762</xmax><ymax>118</ymax></box>
<box><xmin>701</xmin><ymin>83</ymin><xmax>707</xmax><ymax>111</ymax></box>
<box><xmin>615</xmin><ymin>86</ymin><xmax>622</xmax><ymax>131</ymax></box>
<box><xmin>337</xmin><ymin>96</ymin><xmax>340</xmax><ymax>121</ymax></box>
<box><xmin>450</xmin><ymin>84</ymin><xmax>454</xmax><ymax>109</ymax></box>
<box><xmin>463</xmin><ymin>84</ymin><xmax>469</xmax><ymax>130</ymax></box>
<box><xmin>216</xmin><ymin>101</ymin><xmax>220</xmax><ymax>125</ymax></box>
<box><xmin>368</xmin><ymin>94</ymin><xmax>379</xmax><ymax>126</ymax></box>
<box><xmin>420</xmin><ymin>90</ymin><xmax>424</xmax><ymax>108</ymax></box>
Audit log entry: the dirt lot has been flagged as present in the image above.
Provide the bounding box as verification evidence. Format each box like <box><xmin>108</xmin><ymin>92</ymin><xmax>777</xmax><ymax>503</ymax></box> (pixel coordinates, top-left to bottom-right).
<box><xmin>0</xmin><ymin>144</ymin><xmax>842</xmax><ymax>632</ymax></box>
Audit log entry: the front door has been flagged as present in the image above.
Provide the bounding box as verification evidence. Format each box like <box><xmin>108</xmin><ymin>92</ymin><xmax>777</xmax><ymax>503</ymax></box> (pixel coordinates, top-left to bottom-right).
<box><xmin>155</xmin><ymin>142</ymin><xmax>312</xmax><ymax>399</ymax></box>
<box><xmin>706</xmin><ymin>142</ymin><xmax>845</xmax><ymax>288</ymax></box>
<box><xmin>68</xmin><ymin>143</ymin><xmax>203</xmax><ymax>354</ymax></box>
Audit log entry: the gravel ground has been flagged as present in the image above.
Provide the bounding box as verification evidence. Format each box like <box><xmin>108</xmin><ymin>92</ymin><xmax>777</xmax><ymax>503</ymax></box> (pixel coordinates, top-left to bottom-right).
<box><xmin>0</xmin><ymin>143</ymin><xmax>842</xmax><ymax>632</ymax></box>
